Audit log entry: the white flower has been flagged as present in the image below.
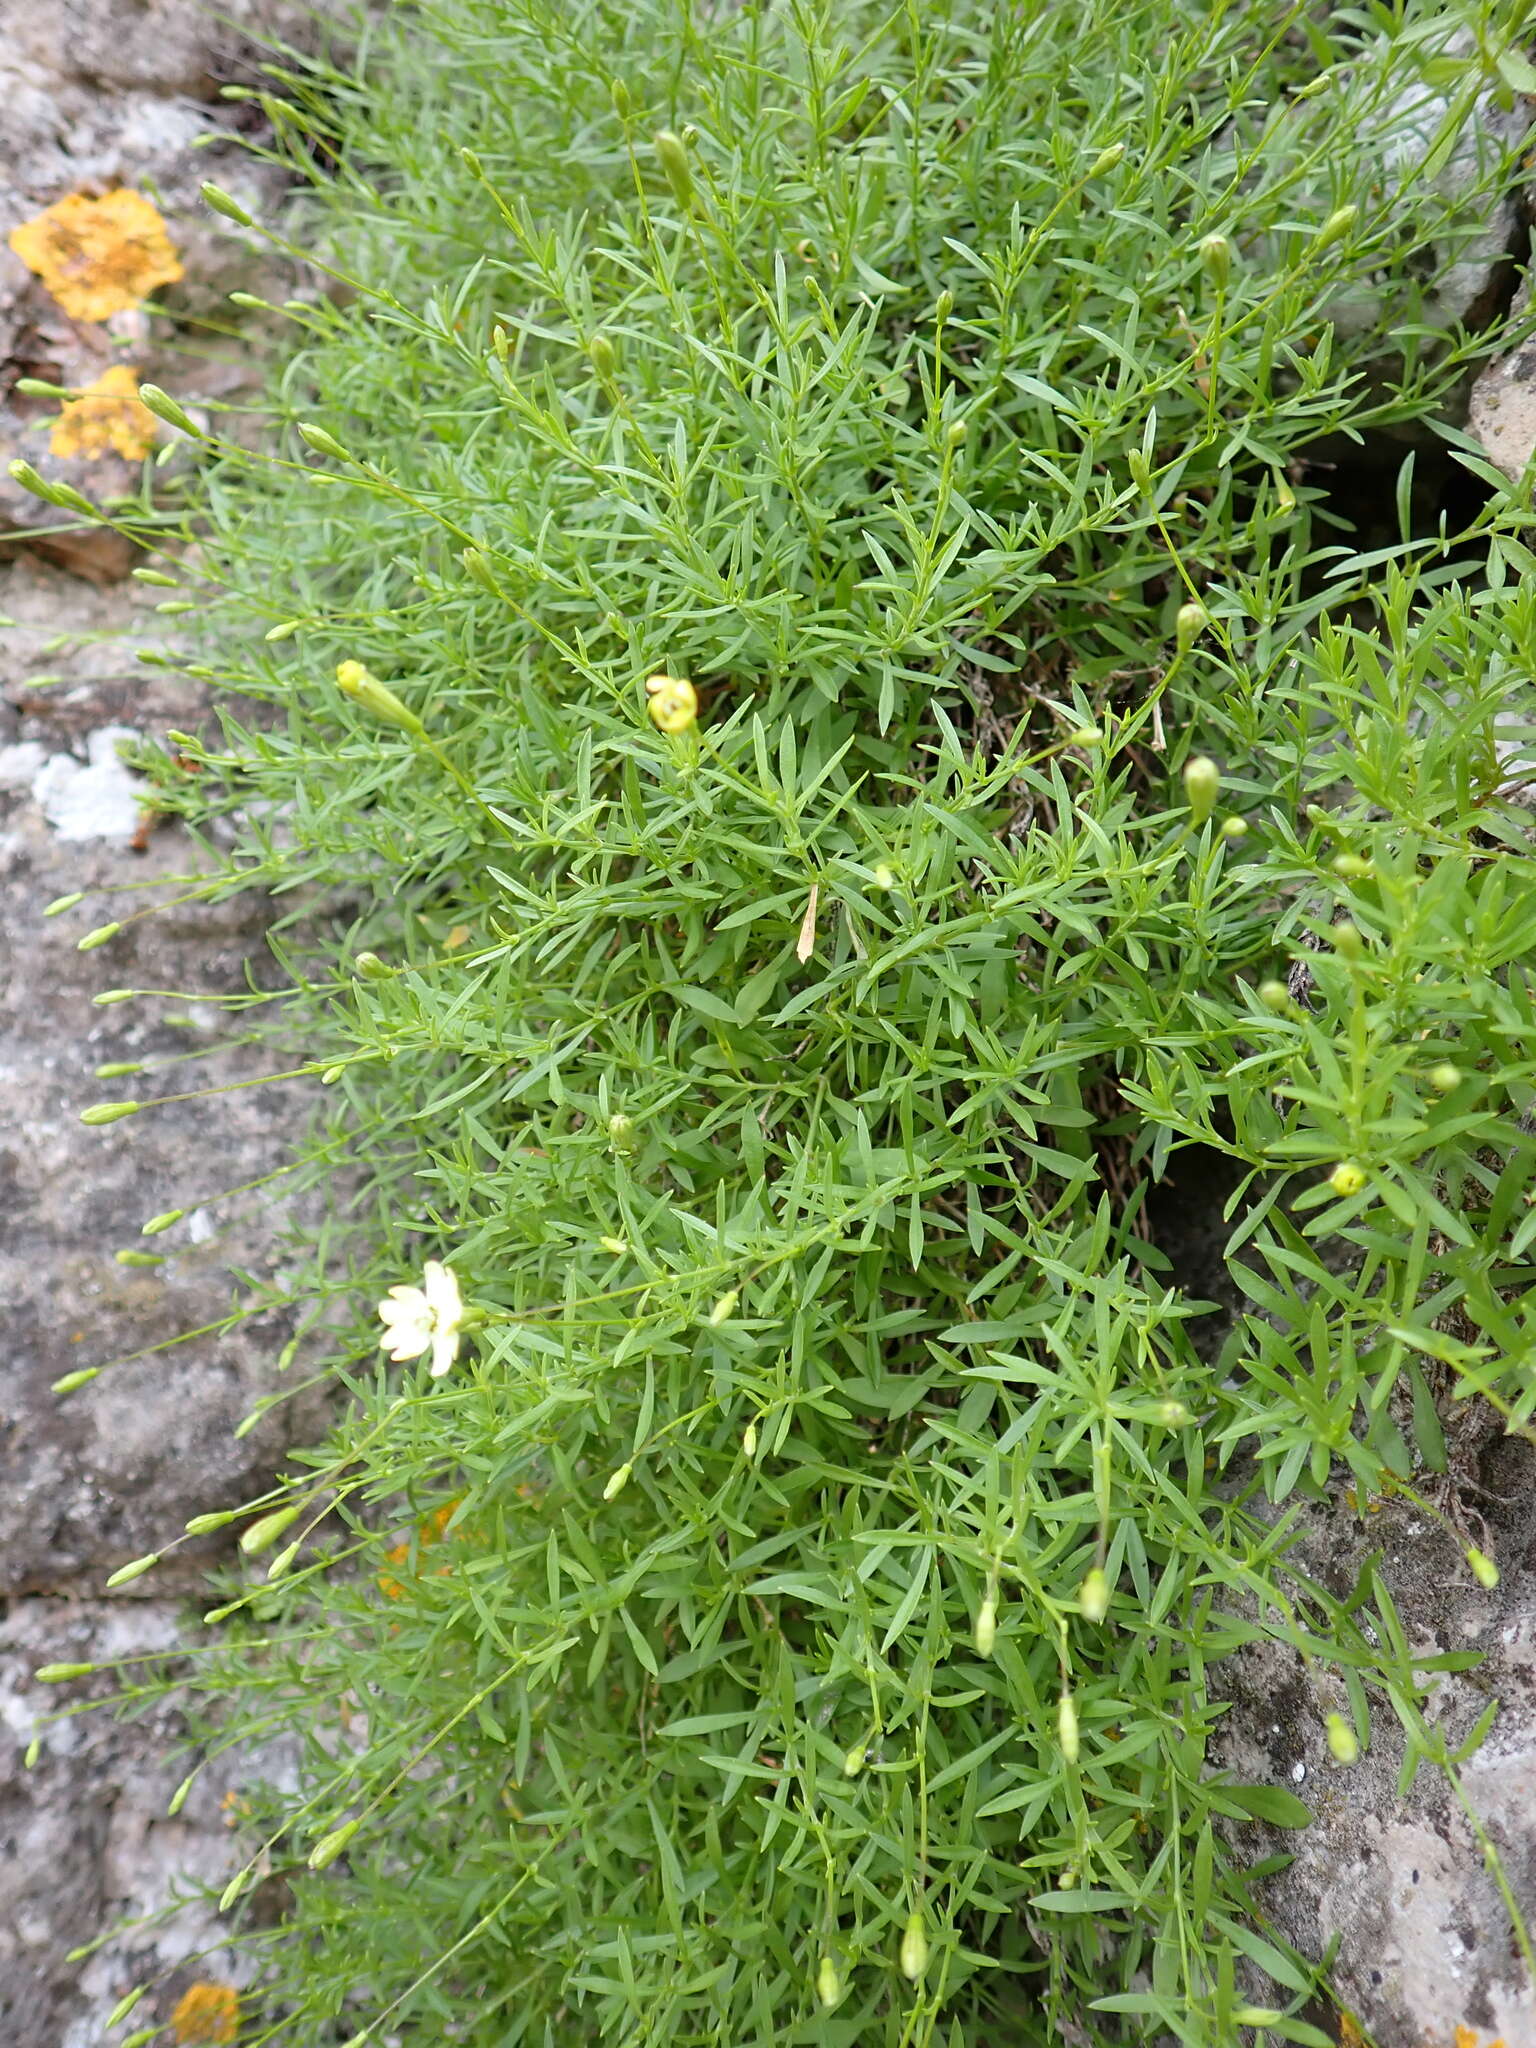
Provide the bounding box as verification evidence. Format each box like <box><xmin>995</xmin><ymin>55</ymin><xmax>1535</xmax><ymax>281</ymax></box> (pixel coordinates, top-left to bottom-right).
<box><xmin>377</xmin><ymin>1260</ymin><xmax>464</xmax><ymax>1377</ymax></box>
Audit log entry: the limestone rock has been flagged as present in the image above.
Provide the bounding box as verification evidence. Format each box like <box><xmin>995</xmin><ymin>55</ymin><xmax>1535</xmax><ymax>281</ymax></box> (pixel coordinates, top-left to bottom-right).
<box><xmin>1468</xmin><ymin>277</ymin><xmax>1536</xmax><ymax>483</ymax></box>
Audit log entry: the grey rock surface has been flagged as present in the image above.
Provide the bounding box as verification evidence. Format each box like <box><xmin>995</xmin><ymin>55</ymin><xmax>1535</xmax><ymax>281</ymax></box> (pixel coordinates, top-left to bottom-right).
<box><xmin>1469</xmin><ymin>276</ymin><xmax>1536</xmax><ymax>483</ymax></box>
<box><xmin>1211</xmin><ymin>1467</ymin><xmax>1536</xmax><ymax>2046</ymax></box>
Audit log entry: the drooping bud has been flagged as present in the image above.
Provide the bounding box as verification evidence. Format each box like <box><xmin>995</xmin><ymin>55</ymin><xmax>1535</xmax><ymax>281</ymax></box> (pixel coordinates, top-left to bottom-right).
<box><xmin>653</xmin><ymin>130</ymin><xmax>694</xmax><ymax>209</ymax></box>
<box><xmin>1324</xmin><ymin>1713</ymin><xmax>1359</xmax><ymax>1765</ymax></box>
<box><xmin>1175</xmin><ymin>601</ymin><xmax>1209</xmax><ymax>653</ymax></box>
<box><xmin>1058</xmin><ymin>1688</ymin><xmax>1080</xmax><ymax>1765</ymax></box>
<box><xmin>8</xmin><ymin>461</ymin><xmax>96</xmax><ymax>516</ymax></box>
<box><xmin>899</xmin><ymin>1912</ymin><xmax>930</xmax><ymax>1981</ymax></box>
<box><xmin>1181</xmin><ymin>754</ymin><xmax>1221</xmax><ymax>825</ymax></box>
<box><xmin>77</xmin><ymin>922</ymin><xmax>123</xmax><ymax>951</ymax></box>
<box><xmin>842</xmin><ymin>1741</ymin><xmax>867</xmax><ymax>1778</ymax></box>
<box><xmin>708</xmin><ymin>1290</ymin><xmax>738</xmax><ymax>1327</ymax></box>
<box><xmin>107</xmin><ymin>1986</ymin><xmax>148</xmax><ymax>2027</ymax></box>
<box><xmin>239</xmin><ymin>1504</ymin><xmax>301</xmax><ymax>1556</ymax></box>
<box><xmin>267</xmin><ymin>1540</ymin><xmax>302</xmax><ymax>1580</ymax></box>
<box><xmin>1079</xmin><ymin>1567</ymin><xmax>1110</xmax><ymax>1624</ymax></box>
<box><xmin>136</xmin><ymin>384</ymin><xmax>200</xmax><ymax>436</ymax></box>
<box><xmin>354</xmin><ymin>951</ymin><xmax>391</xmax><ymax>981</ymax></box>
<box><xmin>1467</xmin><ymin>1546</ymin><xmax>1500</xmax><ymax>1590</ymax></box>
<box><xmin>742</xmin><ymin>1421</ymin><xmax>758</xmax><ymax>1460</ymax></box>
<box><xmin>298</xmin><ymin>421</ymin><xmax>350</xmax><ymax>461</ymax></box>
<box><xmin>973</xmin><ymin>1596</ymin><xmax>997</xmax><ymax>1659</ymax></box>
<box><xmin>815</xmin><ymin>1957</ymin><xmax>842</xmax><ymax>2008</ymax></box>
<box><xmin>185</xmin><ymin>1509</ymin><xmax>238</xmax><ymax>1535</ymax></box>
<box><xmin>167</xmin><ymin>1771</ymin><xmax>197</xmax><ymax>1816</ymax></box>
<box><xmin>51</xmin><ymin>1368</ymin><xmax>100</xmax><ymax>1394</ymax></box>
<box><xmin>44</xmin><ymin>892</ymin><xmax>85</xmax><ymax>916</ymax></box>
<box><xmin>1198</xmin><ymin>233</ymin><xmax>1232</xmax><ymax>289</ymax></box>
<box><xmin>602</xmin><ymin>1462</ymin><xmax>633</xmax><ymax>1501</ymax></box>
<box><xmin>142</xmin><ymin>1209</ymin><xmax>185</xmax><ymax>1236</ymax></box>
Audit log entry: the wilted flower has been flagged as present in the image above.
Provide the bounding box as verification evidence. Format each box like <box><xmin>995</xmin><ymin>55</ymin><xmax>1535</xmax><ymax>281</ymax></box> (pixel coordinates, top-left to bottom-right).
<box><xmin>9</xmin><ymin>190</ymin><xmax>184</xmax><ymax>321</ymax></box>
<box><xmin>377</xmin><ymin>1259</ymin><xmax>464</xmax><ymax>1377</ymax></box>
<box><xmin>48</xmin><ymin>366</ymin><xmax>157</xmax><ymax>461</ymax></box>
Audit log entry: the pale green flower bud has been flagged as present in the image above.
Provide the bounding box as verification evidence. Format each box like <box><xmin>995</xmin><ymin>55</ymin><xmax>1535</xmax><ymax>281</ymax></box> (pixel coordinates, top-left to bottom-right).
<box><xmin>136</xmin><ymin>384</ymin><xmax>199</xmax><ymax>435</ymax></box>
<box><xmin>80</xmin><ymin>1100</ymin><xmax>142</xmax><ymax>1126</ymax></box>
<box><xmin>654</xmin><ymin>130</ymin><xmax>694</xmax><ymax>209</ymax></box>
<box><xmin>1428</xmin><ymin>1063</ymin><xmax>1461</xmax><ymax>1093</ymax></box>
<box><xmin>1325</xmin><ymin>1713</ymin><xmax>1359</xmax><ymax>1765</ymax></box>
<box><xmin>51</xmin><ymin>1368</ymin><xmax>100</xmax><ymax>1394</ymax></box>
<box><xmin>105</xmin><ymin>1552</ymin><xmax>160</xmax><ymax>1588</ymax></box>
<box><xmin>588</xmin><ymin>333</ymin><xmax>618</xmax><ymax>379</ymax></box>
<box><xmin>309</xmin><ymin>1819</ymin><xmax>360</xmax><ymax>1869</ymax></box>
<box><xmin>607</xmin><ymin>1112</ymin><xmax>637</xmax><ymax>1154</ymax></box>
<box><xmin>603</xmin><ymin>1462</ymin><xmax>633</xmax><ymax>1501</ymax></box>
<box><xmin>816</xmin><ymin>1957</ymin><xmax>842</xmax><ymax>2008</ymax></box>
<box><xmin>34</xmin><ymin>1662</ymin><xmax>96</xmax><ymax>1682</ymax></box>
<box><xmin>742</xmin><ymin>1421</ymin><xmax>758</xmax><ymax>1460</ymax></box>
<box><xmin>1220</xmin><ymin>815</ymin><xmax>1249</xmax><ymax>840</ymax></box>
<box><xmin>1332</xmin><ymin>920</ymin><xmax>1363</xmax><ymax>959</ymax></box>
<box><xmin>239</xmin><ymin>1504</ymin><xmax>301</xmax><ymax>1556</ymax></box>
<box><xmin>1313</xmin><ymin>204</ymin><xmax>1359</xmax><ymax>253</ymax></box>
<box><xmin>1257</xmin><ymin>980</ymin><xmax>1290</xmax><ymax>1012</ymax></box>
<box><xmin>299</xmin><ymin>421</ymin><xmax>349</xmax><ymax>461</ymax></box>
<box><xmin>1175</xmin><ymin>601</ymin><xmax>1208</xmax><ymax>653</ymax></box>
<box><xmin>1198</xmin><ymin>233</ymin><xmax>1232</xmax><ymax>288</ymax></box>
<box><xmin>974</xmin><ymin>1595</ymin><xmax>997</xmax><ymax>1658</ymax></box>
<box><xmin>1181</xmin><ymin>754</ymin><xmax>1221</xmax><ymax>825</ymax></box>
<box><xmin>1058</xmin><ymin>1688</ymin><xmax>1080</xmax><ymax>1764</ymax></box>
<box><xmin>77</xmin><ymin>922</ymin><xmax>122</xmax><ymax>951</ymax></box>
<box><xmin>201</xmin><ymin>181</ymin><xmax>254</xmax><ymax>225</ymax></box>
<box><xmin>354</xmin><ymin>951</ymin><xmax>391</xmax><ymax>981</ymax></box>
<box><xmin>1328</xmin><ymin>1161</ymin><xmax>1366</xmax><ymax>1197</ymax></box>
<box><xmin>842</xmin><ymin>1741</ymin><xmax>867</xmax><ymax>1777</ymax></box>
<box><xmin>142</xmin><ymin>1210</ymin><xmax>185</xmax><ymax>1235</ymax></box>
<box><xmin>899</xmin><ymin>1912</ymin><xmax>929</xmax><ymax>1981</ymax></box>
<box><xmin>708</xmin><ymin>1290</ymin><xmax>738</xmax><ymax>1327</ymax></box>
<box><xmin>1079</xmin><ymin>1567</ymin><xmax>1110</xmax><ymax>1624</ymax></box>
<box><xmin>335</xmin><ymin>660</ymin><xmax>425</xmax><ymax>736</ymax></box>
<box><xmin>1089</xmin><ymin>142</ymin><xmax>1125</xmax><ymax>175</ymax></box>
<box><xmin>1467</xmin><ymin>1546</ymin><xmax>1500</xmax><ymax>1590</ymax></box>
<box><xmin>43</xmin><ymin>892</ymin><xmax>84</xmax><ymax>916</ymax></box>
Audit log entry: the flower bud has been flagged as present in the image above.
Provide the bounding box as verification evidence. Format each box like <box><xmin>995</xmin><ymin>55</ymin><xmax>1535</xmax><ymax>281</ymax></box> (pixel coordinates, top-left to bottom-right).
<box><xmin>1220</xmin><ymin>815</ymin><xmax>1249</xmax><ymax>840</ymax></box>
<box><xmin>872</xmin><ymin>863</ymin><xmax>897</xmax><ymax>890</ymax></box>
<box><xmin>899</xmin><ymin>1912</ymin><xmax>929</xmax><ymax>1981</ymax></box>
<box><xmin>600</xmin><ymin>1235</ymin><xmax>628</xmax><ymax>1256</ymax></box>
<box><xmin>1181</xmin><ymin>754</ymin><xmax>1221</xmax><ymax>825</ymax></box>
<box><xmin>96</xmin><ymin>1061</ymin><xmax>143</xmax><ymax>1078</ymax></box>
<box><xmin>335</xmin><ymin>660</ymin><xmax>426</xmax><ymax>735</ymax></box>
<box><xmin>1154</xmin><ymin>1399</ymin><xmax>1190</xmax><ymax>1426</ymax></box>
<box><xmin>136</xmin><ymin>384</ymin><xmax>199</xmax><ymax>435</ymax></box>
<box><xmin>1258</xmin><ymin>979</ymin><xmax>1290</xmax><ymax>1012</ymax></box>
<box><xmin>167</xmin><ymin>1771</ymin><xmax>197</xmax><ymax>1816</ymax></box>
<box><xmin>201</xmin><ymin>181</ymin><xmax>254</xmax><ymax>225</ymax></box>
<box><xmin>1328</xmin><ymin>1161</ymin><xmax>1366</xmax><ymax>1198</ymax></box>
<box><xmin>974</xmin><ymin>1595</ymin><xmax>997</xmax><ymax>1658</ymax></box>
<box><xmin>354</xmin><ymin>951</ymin><xmax>391</xmax><ymax>981</ymax></box>
<box><xmin>611</xmin><ymin>79</ymin><xmax>631</xmax><ymax>118</ymax></box>
<box><xmin>1175</xmin><ymin>601</ymin><xmax>1208</xmax><ymax>653</ymax></box>
<box><xmin>1079</xmin><ymin>1567</ymin><xmax>1110</xmax><ymax>1624</ymax></box>
<box><xmin>1089</xmin><ymin>142</ymin><xmax>1125</xmax><ymax>175</ymax></box>
<box><xmin>816</xmin><ymin>1957</ymin><xmax>842</xmax><ymax>2008</ymax></box>
<box><xmin>93</xmin><ymin>990</ymin><xmax>137</xmax><ymax>1005</ymax></box>
<box><xmin>607</xmin><ymin>1111</ymin><xmax>636</xmax><ymax>1154</ymax></box>
<box><xmin>267</xmin><ymin>1540</ymin><xmax>301</xmax><ymax>1580</ymax></box>
<box><xmin>1332</xmin><ymin>852</ymin><xmax>1372</xmax><ymax>878</ymax></box>
<box><xmin>1313</xmin><ymin>203</ymin><xmax>1359</xmax><ymax>253</ymax></box>
<box><xmin>219</xmin><ymin>1869</ymin><xmax>249</xmax><ymax>1911</ymax></box>
<box><xmin>1058</xmin><ymin>1688</ymin><xmax>1080</xmax><ymax>1764</ymax></box>
<box><xmin>588</xmin><ymin>333</ymin><xmax>618</xmax><ymax>379</ymax></box>
<box><xmin>1068</xmin><ymin>724</ymin><xmax>1103</xmax><ymax>746</ymax></box>
<box><xmin>185</xmin><ymin>1509</ymin><xmax>238</xmax><ymax>1535</ymax></box>
<box><xmin>1332</xmin><ymin>920</ymin><xmax>1363</xmax><ymax>959</ymax></box>
<box><xmin>1325</xmin><ymin>1713</ymin><xmax>1359</xmax><ymax>1765</ymax></box>
<box><xmin>603</xmin><ymin>1462</ymin><xmax>633</xmax><ymax>1501</ymax></box>
<box><xmin>654</xmin><ymin>130</ymin><xmax>694</xmax><ymax>209</ymax></box>
<box><xmin>80</xmin><ymin>1100</ymin><xmax>142</xmax><ymax>1125</ymax></box>
<box><xmin>142</xmin><ymin>1209</ymin><xmax>185</xmax><ymax>1236</ymax></box>
<box><xmin>108</xmin><ymin>1986</ymin><xmax>148</xmax><ymax>2028</ymax></box>
<box><xmin>320</xmin><ymin>1064</ymin><xmax>345</xmax><ymax>1085</ymax></box>
<box><xmin>935</xmin><ymin>288</ymin><xmax>954</xmax><ymax>321</ymax></box>
<box><xmin>115</xmin><ymin>1249</ymin><xmax>165</xmax><ymax>1268</ymax></box>
<box><xmin>34</xmin><ymin>1662</ymin><xmax>96</xmax><ymax>1682</ymax></box>
<box><xmin>265</xmin><ymin>620</ymin><xmax>298</xmax><ymax>641</ymax></box>
<box><xmin>8</xmin><ymin>461</ymin><xmax>96</xmax><ymax>515</ymax></box>
<box><xmin>299</xmin><ymin>421</ymin><xmax>350</xmax><ymax>461</ymax></box>
<box><xmin>742</xmin><ymin>1421</ymin><xmax>758</xmax><ymax>1460</ymax></box>
<box><xmin>239</xmin><ymin>1504</ymin><xmax>301</xmax><ymax>1556</ymax></box>
<box><xmin>308</xmin><ymin>1819</ymin><xmax>360</xmax><ymax>1869</ymax></box>
<box><xmin>44</xmin><ymin>892</ymin><xmax>85</xmax><ymax>916</ymax></box>
<box><xmin>77</xmin><ymin>922</ymin><xmax>122</xmax><ymax>951</ymax></box>
<box><xmin>51</xmin><ymin>1368</ymin><xmax>100</xmax><ymax>1394</ymax></box>
<box><xmin>1467</xmin><ymin>1546</ymin><xmax>1500</xmax><ymax>1590</ymax></box>
<box><xmin>1428</xmin><ymin>1063</ymin><xmax>1461</xmax><ymax>1093</ymax></box>
<box><xmin>945</xmin><ymin>416</ymin><xmax>968</xmax><ymax>447</ymax></box>
<box><xmin>842</xmin><ymin>1741</ymin><xmax>867</xmax><ymax>1778</ymax></box>
<box><xmin>708</xmin><ymin>1290</ymin><xmax>738</xmax><ymax>1327</ymax></box>
<box><xmin>105</xmin><ymin>1552</ymin><xmax>161</xmax><ymax>1588</ymax></box>
<box><xmin>1198</xmin><ymin>233</ymin><xmax>1232</xmax><ymax>288</ymax></box>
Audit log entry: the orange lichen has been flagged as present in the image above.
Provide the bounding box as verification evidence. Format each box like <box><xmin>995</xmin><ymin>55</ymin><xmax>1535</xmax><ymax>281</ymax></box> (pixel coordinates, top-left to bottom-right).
<box><xmin>48</xmin><ymin>366</ymin><xmax>157</xmax><ymax>461</ymax></box>
<box><xmin>9</xmin><ymin>189</ymin><xmax>183</xmax><ymax>321</ymax></box>
<box><xmin>169</xmin><ymin>1980</ymin><xmax>239</xmax><ymax>2045</ymax></box>
<box><xmin>1453</xmin><ymin>2029</ymin><xmax>1506</xmax><ymax>2048</ymax></box>
<box><xmin>377</xmin><ymin>1500</ymin><xmax>461</xmax><ymax>1599</ymax></box>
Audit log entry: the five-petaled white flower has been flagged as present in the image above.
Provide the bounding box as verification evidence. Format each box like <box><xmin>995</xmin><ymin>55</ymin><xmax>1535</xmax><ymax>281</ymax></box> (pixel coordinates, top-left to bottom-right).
<box><xmin>378</xmin><ymin>1260</ymin><xmax>464</xmax><ymax>1377</ymax></box>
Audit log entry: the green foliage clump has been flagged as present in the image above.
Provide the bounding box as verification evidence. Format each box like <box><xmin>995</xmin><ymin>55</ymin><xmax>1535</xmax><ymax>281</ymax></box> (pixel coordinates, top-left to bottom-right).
<box><xmin>57</xmin><ymin>1</ymin><xmax>1536</xmax><ymax>2042</ymax></box>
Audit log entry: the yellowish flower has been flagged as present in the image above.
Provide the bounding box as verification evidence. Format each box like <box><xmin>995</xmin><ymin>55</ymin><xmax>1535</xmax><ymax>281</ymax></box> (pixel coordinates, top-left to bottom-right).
<box><xmin>48</xmin><ymin>366</ymin><xmax>157</xmax><ymax>461</ymax></box>
<box><xmin>169</xmin><ymin>1980</ymin><xmax>239</xmax><ymax>2046</ymax></box>
<box><xmin>1328</xmin><ymin>1161</ymin><xmax>1366</xmax><ymax>1197</ymax></box>
<box><xmin>646</xmin><ymin>674</ymin><xmax>697</xmax><ymax>733</ymax></box>
<box><xmin>9</xmin><ymin>189</ymin><xmax>183</xmax><ymax>322</ymax></box>
<box><xmin>377</xmin><ymin>1259</ymin><xmax>464</xmax><ymax>1377</ymax></box>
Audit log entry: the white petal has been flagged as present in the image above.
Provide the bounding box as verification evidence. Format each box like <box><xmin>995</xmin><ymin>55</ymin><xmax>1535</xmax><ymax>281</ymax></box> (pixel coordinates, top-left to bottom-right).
<box><xmin>429</xmin><ymin>1325</ymin><xmax>460</xmax><ymax>1377</ymax></box>
<box><xmin>423</xmin><ymin>1261</ymin><xmax>462</xmax><ymax>1328</ymax></box>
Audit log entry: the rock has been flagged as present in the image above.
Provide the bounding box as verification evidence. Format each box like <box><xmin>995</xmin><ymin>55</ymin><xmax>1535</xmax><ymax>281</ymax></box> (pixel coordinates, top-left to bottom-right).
<box><xmin>1211</xmin><ymin>1471</ymin><xmax>1536</xmax><ymax>2045</ymax></box>
<box><xmin>1468</xmin><ymin>277</ymin><xmax>1536</xmax><ymax>482</ymax></box>
<box><xmin>0</xmin><ymin>1596</ymin><xmax>298</xmax><ymax>2046</ymax></box>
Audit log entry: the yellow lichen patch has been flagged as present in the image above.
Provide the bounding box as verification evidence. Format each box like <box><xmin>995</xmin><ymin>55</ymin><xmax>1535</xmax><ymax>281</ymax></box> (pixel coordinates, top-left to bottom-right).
<box><xmin>48</xmin><ymin>366</ymin><xmax>157</xmax><ymax>461</ymax></box>
<box><xmin>378</xmin><ymin>1499</ymin><xmax>461</xmax><ymax>1600</ymax></box>
<box><xmin>1336</xmin><ymin>2015</ymin><xmax>1364</xmax><ymax>2047</ymax></box>
<box><xmin>169</xmin><ymin>1980</ymin><xmax>239</xmax><ymax>2045</ymax></box>
<box><xmin>9</xmin><ymin>189</ymin><xmax>183</xmax><ymax>321</ymax></box>
<box><xmin>1453</xmin><ymin>2029</ymin><xmax>1506</xmax><ymax>2048</ymax></box>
